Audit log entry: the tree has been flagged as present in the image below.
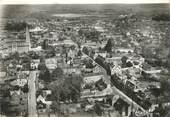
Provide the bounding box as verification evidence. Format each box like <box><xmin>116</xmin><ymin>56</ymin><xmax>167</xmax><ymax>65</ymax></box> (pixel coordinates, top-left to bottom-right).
<box><xmin>1</xmin><ymin>98</ymin><xmax>21</xmax><ymax>116</ymax></box>
<box><xmin>21</xmin><ymin>55</ymin><xmax>31</xmax><ymax>64</ymax></box>
<box><xmin>77</xmin><ymin>50</ymin><xmax>82</xmax><ymax>57</ymax></box>
<box><xmin>5</xmin><ymin>21</ymin><xmax>27</xmax><ymax>31</ymax></box>
<box><xmin>152</xmin><ymin>13</ymin><xmax>170</xmax><ymax>21</ymax></box>
<box><xmin>42</xmin><ymin>39</ymin><xmax>48</xmax><ymax>50</ymax></box>
<box><xmin>89</xmin><ymin>49</ymin><xmax>95</xmax><ymax>59</ymax></box>
<box><xmin>38</xmin><ymin>63</ymin><xmax>47</xmax><ymax>71</ymax></box>
<box><xmin>1</xmin><ymin>84</ymin><xmax>11</xmax><ymax>98</ymax></box>
<box><xmin>40</xmin><ymin>56</ymin><xmax>45</xmax><ymax>63</ymax></box>
<box><xmin>89</xmin><ymin>30</ymin><xmax>100</xmax><ymax>42</ymax></box>
<box><xmin>70</xmin><ymin>45</ymin><xmax>76</xmax><ymax>50</ymax></box>
<box><xmin>51</xmin><ymin>101</ymin><xmax>61</xmax><ymax>117</ymax></box>
<box><xmin>13</xmin><ymin>52</ymin><xmax>20</xmax><ymax>62</ymax></box>
<box><xmin>48</xmin><ymin>74</ymin><xmax>83</xmax><ymax>117</ymax></box>
<box><xmin>82</xmin><ymin>46</ymin><xmax>89</xmax><ymax>55</ymax></box>
<box><xmin>95</xmin><ymin>55</ymin><xmax>111</xmax><ymax>75</ymax></box>
<box><xmin>49</xmin><ymin>79</ymin><xmax>70</xmax><ymax>117</ymax></box>
<box><xmin>46</xmin><ymin>49</ymin><xmax>56</xmax><ymax>58</ymax></box>
<box><xmin>28</xmin><ymin>51</ymin><xmax>39</xmax><ymax>59</ymax></box>
<box><xmin>78</xmin><ymin>29</ymin><xmax>83</xmax><ymax>36</ymax></box>
<box><xmin>39</xmin><ymin>68</ymin><xmax>51</xmax><ymax>82</ymax></box>
<box><xmin>94</xmin><ymin>102</ymin><xmax>103</xmax><ymax>116</ymax></box>
<box><xmin>126</xmin><ymin>61</ymin><xmax>133</xmax><ymax>67</ymax></box>
<box><xmin>38</xmin><ymin>56</ymin><xmax>46</xmax><ymax>71</ymax></box>
<box><xmin>121</xmin><ymin>56</ymin><xmax>128</xmax><ymax>68</ymax></box>
<box><xmin>77</xmin><ymin>40</ymin><xmax>82</xmax><ymax>49</ymax></box>
<box><xmin>83</xmin><ymin>58</ymin><xmax>94</xmax><ymax>68</ymax></box>
<box><xmin>70</xmin><ymin>74</ymin><xmax>83</xmax><ymax>92</ymax></box>
<box><xmin>51</xmin><ymin>67</ymin><xmax>63</xmax><ymax>80</ymax></box>
<box><xmin>64</xmin><ymin>74</ymin><xmax>83</xmax><ymax>102</ymax></box>
<box><xmin>104</xmin><ymin>62</ymin><xmax>111</xmax><ymax>75</ymax></box>
<box><xmin>160</xmin><ymin>78</ymin><xmax>170</xmax><ymax>95</ymax></box>
<box><xmin>78</xmin><ymin>28</ymin><xmax>100</xmax><ymax>42</ymax></box>
<box><xmin>22</xmin><ymin>84</ymin><xmax>29</xmax><ymax>93</ymax></box>
<box><xmin>153</xmin><ymin>104</ymin><xmax>166</xmax><ymax>117</ymax></box>
<box><xmin>14</xmin><ymin>85</ymin><xmax>20</xmax><ymax>90</ymax></box>
<box><xmin>49</xmin><ymin>82</ymin><xmax>63</xmax><ymax>116</ymax></box>
<box><xmin>1</xmin><ymin>89</ymin><xmax>26</xmax><ymax>116</ymax></box>
<box><xmin>104</xmin><ymin>39</ymin><xmax>113</xmax><ymax>53</ymax></box>
<box><xmin>95</xmin><ymin>55</ymin><xmax>105</xmax><ymax>66</ymax></box>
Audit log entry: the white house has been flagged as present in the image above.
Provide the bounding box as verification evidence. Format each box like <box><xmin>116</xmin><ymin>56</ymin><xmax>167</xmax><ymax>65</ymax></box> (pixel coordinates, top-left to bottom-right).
<box><xmin>10</xmin><ymin>79</ymin><xmax>27</xmax><ymax>87</ymax></box>
<box><xmin>83</xmin><ymin>75</ymin><xmax>104</xmax><ymax>84</ymax></box>
<box><xmin>45</xmin><ymin>58</ymin><xmax>57</xmax><ymax>70</ymax></box>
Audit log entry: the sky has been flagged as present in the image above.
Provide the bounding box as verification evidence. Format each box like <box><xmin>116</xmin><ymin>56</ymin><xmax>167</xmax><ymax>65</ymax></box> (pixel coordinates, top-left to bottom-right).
<box><xmin>0</xmin><ymin>0</ymin><xmax>169</xmax><ymax>4</ymax></box>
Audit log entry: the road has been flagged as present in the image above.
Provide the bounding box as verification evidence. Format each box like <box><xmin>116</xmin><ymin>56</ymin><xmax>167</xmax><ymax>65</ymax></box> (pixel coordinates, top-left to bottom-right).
<box><xmin>71</xmin><ymin>38</ymin><xmax>148</xmax><ymax>114</ymax></box>
<box><xmin>28</xmin><ymin>71</ymin><xmax>38</xmax><ymax>117</ymax></box>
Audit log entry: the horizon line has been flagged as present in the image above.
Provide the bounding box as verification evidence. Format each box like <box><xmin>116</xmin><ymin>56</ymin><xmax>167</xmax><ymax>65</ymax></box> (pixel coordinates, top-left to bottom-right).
<box><xmin>0</xmin><ymin>0</ymin><xmax>169</xmax><ymax>5</ymax></box>
<box><xmin>1</xmin><ymin>3</ymin><xmax>170</xmax><ymax>5</ymax></box>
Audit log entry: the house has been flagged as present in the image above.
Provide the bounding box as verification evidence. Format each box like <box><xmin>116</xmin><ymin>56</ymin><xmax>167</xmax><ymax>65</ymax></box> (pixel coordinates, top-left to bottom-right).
<box><xmin>143</xmin><ymin>70</ymin><xmax>161</xmax><ymax>74</ymax></box>
<box><xmin>45</xmin><ymin>58</ymin><xmax>57</xmax><ymax>70</ymax></box>
<box><xmin>94</xmin><ymin>26</ymin><xmax>104</xmax><ymax>32</ymax></box>
<box><xmin>68</xmin><ymin>49</ymin><xmax>76</xmax><ymax>58</ymax></box>
<box><xmin>83</xmin><ymin>75</ymin><xmax>104</xmax><ymax>85</ymax></box>
<box><xmin>30</xmin><ymin>46</ymin><xmax>42</xmax><ymax>52</ymax></box>
<box><xmin>106</xmin><ymin>57</ymin><xmax>122</xmax><ymax>64</ymax></box>
<box><xmin>42</xmin><ymin>90</ymin><xmax>52</xmax><ymax>96</ymax></box>
<box><xmin>82</xmin><ymin>41</ymin><xmax>99</xmax><ymax>50</ymax></box>
<box><xmin>115</xmin><ymin>48</ymin><xmax>134</xmax><ymax>53</ymax></box>
<box><xmin>10</xmin><ymin>90</ymin><xmax>21</xmax><ymax>96</ymax></box>
<box><xmin>38</xmin><ymin>82</ymin><xmax>45</xmax><ymax>89</ymax></box>
<box><xmin>37</xmin><ymin>95</ymin><xmax>46</xmax><ymax>103</ymax></box>
<box><xmin>81</xmin><ymin>84</ymin><xmax>112</xmax><ymax>99</ymax></box>
<box><xmin>21</xmin><ymin>71</ymin><xmax>30</xmax><ymax>76</ymax></box>
<box><xmin>73</xmin><ymin>58</ymin><xmax>82</xmax><ymax>65</ymax></box>
<box><xmin>29</xmin><ymin>26</ymin><xmax>44</xmax><ymax>33</ymax></box>
<box><xmin>63</xmin><ymin>39</ymin><xmax>77</xmax><ymax>46</ymax></box>
<box><xmin>93</xmin><ymin>65</ymin><xmax>102</xmax><ymax>73</ymax></box>
<box><xmin>62</xmin><ymin>66</ymin><xmax>81</xmax><ymax>74</ymax></box>
<box><xmin>37</xmin><ymin>90</ymin><xmax>52</xmax><ymax>106</ymax></box>
<box><xmin>129</xmin><ymin>56</ymin><xmax>145</xmax><ymax>66</ymax></box>
<box><xmin>111</xmin><ymin>65</ymin><xmax>122</xmax><ymax>75</ymax></box>
<box><xmin>0</xmin><ymin>71</ymin><xmax>6</xmax><ymax>78</ymax></box>
<box><xmin>82</xmin><ymin>67</ymin><xmax>93</xmax><ymax>73</ymax></box>
<box><xmin>10</xmin><ymin>79</ymin><xmax>27</xmax><ymax>87</ymax></box>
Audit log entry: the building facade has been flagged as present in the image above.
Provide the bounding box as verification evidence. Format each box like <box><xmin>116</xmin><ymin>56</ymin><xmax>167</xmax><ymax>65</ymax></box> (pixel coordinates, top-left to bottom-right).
<box><xmin>0</xmin><ymin>26</ymin><xmax>31</xmax><ymax>54</ymax></box>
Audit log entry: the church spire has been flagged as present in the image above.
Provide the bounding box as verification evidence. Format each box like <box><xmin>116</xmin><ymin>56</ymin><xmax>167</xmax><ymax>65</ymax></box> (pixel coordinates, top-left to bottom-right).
<box><xmin>26</xmin><ymin>26</ymin><xmax>31</xmax><ymax>50</ymax></box>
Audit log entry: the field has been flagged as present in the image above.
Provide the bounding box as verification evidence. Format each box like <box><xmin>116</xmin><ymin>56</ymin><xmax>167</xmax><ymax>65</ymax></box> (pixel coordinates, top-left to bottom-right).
<box><xmin>1</xmin><ymin>4</ymin><xmax>170</xmax><ymax>19</ymax></box>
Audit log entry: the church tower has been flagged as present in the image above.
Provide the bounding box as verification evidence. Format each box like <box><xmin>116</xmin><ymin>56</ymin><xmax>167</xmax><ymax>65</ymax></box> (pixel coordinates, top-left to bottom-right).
<box><xmin>26</xmin><ymin>26</ymin><xmax>31</xmax><ymax>51</ymax></box>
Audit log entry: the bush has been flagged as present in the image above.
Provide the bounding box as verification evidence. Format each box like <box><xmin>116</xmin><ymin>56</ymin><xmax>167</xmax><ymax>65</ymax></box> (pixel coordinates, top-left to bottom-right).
<box><xmin>22</xmin><ymin>84</ymin><xmax>29</xmax><ymax>93</ymax></box>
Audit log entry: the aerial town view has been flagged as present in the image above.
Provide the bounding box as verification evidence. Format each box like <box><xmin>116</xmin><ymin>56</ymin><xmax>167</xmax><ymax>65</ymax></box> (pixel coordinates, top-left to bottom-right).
<box><xmin>0</xmin><ymin>3</ymin><xmax>170</xmax><ymax>117</ymax></box>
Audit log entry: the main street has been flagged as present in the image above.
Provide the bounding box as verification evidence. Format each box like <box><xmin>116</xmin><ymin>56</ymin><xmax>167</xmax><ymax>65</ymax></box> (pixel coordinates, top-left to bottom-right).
<box><xmin>81</xmin><ymin>51</ymin><xmax>147</xmax><ymax>114</ymax></box>
<box><xmin>28</xmin><ymin>71</ymin><xmax>38</xmax><ymax>117</ymax></box>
